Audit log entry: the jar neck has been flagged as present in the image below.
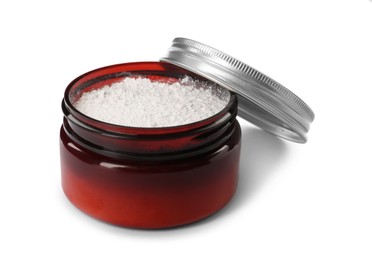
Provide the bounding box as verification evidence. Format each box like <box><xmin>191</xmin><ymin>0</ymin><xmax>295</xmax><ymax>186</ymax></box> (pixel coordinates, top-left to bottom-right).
<box><xmin>62</xmin><ymin>95</ymin><xmax>237</xmax><ymax>161</ymax></box>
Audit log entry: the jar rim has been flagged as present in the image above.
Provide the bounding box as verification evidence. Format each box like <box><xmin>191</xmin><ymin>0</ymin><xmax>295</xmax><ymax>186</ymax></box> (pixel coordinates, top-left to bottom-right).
<box><xmin>63</xmin><ymin>61</ymin><xmax>236</xmax><ymax>136</ymax></box>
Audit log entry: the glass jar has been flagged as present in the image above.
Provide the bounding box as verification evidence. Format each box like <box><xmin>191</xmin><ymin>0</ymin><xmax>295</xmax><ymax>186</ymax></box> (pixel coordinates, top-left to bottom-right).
<box><xmin>60</xmin><ymin>62</ymin><xmax>241</xmax><ymax>229</ymax></box>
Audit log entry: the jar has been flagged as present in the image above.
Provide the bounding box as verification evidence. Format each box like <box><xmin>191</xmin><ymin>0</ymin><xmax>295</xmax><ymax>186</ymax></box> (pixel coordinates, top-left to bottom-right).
<box><xmin>60</xmin><ymin>62</ymin><xmax>241</xmax><ymax>229</ymax></box>
<box><xmin>60</xmin><ymin>38</ymin><xmax>315</xmax><ymax>229</ymax></box>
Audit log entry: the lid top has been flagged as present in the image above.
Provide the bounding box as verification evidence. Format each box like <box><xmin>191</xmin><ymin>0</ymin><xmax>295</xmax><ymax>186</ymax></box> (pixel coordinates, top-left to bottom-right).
<box><xmin>161</xmin><ymin>37</ymin><xmax>314</xmax><ymax>143</ymax></box>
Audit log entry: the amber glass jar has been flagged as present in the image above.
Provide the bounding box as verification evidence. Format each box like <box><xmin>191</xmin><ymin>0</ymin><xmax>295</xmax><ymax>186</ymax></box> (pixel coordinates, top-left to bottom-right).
<box><xmin>60</xmin><ymin>62</ymin><xmax>241</xmax><ymax>229</ymax></box>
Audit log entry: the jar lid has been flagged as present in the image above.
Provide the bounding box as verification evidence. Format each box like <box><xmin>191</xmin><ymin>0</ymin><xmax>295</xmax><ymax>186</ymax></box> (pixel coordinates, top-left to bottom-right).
<box><xmin>160</xmin><ymin>38</ymin><xmax>315</xmax><ymax>143</ymax></box>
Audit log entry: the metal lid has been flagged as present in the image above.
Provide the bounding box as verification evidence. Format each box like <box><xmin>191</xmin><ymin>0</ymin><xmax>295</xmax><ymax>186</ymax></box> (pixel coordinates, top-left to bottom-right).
<box><xmin>161</xmin><ymin>38</ymin><xmax>315</xmax><ymax>143</ymax></box>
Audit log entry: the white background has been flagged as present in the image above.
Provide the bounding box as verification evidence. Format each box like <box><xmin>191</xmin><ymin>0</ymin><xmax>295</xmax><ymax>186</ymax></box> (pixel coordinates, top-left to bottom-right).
<box><xmin>1</xmin><ymin>0</ymin><xmax>371</xmax><ymax>259</ymax></box>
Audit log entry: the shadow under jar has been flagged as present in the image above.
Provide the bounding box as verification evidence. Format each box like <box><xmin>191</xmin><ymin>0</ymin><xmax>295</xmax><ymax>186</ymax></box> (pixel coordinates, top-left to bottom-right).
<box><xmin>60</xmin><ymin>62</ymin><xmax>241</xmax><ymax>229</ymax></box>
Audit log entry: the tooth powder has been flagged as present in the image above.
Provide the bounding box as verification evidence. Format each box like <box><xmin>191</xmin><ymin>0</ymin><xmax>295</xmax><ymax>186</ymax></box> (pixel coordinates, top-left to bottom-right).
<box><xmin>74</xmin><ymin>76</ymin><xmax>230</xmax><ymax>127</ymax></box>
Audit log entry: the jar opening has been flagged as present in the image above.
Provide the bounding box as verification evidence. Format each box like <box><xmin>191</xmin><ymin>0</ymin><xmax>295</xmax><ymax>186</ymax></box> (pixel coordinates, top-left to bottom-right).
<box><xmin>63</xmin><ymin>62</ymin><xmax>236</xmax><ymax>136</ymax></box>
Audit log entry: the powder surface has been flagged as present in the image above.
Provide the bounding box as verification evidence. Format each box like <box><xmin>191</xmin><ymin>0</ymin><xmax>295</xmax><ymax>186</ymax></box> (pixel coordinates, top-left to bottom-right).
<box><xmin>74</xmin><ymin>76</ymin><xmax>230</xmax><ymax>127</ymax></box>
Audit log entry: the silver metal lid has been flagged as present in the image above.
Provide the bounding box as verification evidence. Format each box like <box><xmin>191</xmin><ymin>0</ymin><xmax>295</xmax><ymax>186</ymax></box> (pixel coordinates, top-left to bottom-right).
<box><xmin>161</xmin><ymin>38</ymin><xmax>315</xmax><ymax>143</ymax></box>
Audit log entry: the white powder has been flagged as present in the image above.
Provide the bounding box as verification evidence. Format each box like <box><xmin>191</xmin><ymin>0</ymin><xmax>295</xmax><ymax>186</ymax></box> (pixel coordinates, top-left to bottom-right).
<box><xmin>74</xmin><ymin>76</ymin><xmax>230</xmax><ymax>127</ymax></box>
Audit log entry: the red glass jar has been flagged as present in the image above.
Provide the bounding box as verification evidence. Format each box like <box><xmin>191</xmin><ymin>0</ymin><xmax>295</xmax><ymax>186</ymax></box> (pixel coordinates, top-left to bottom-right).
<box><xmin>60</xmin><ymin>62</ymin><xmax>241</xmax><ymax>229</ymax></box>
